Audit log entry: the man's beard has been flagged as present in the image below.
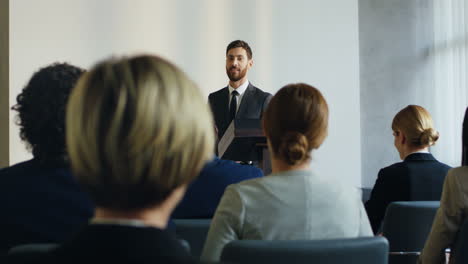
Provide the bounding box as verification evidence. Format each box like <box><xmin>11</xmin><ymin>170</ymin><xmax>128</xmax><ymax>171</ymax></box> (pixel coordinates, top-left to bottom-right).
<box><xmin>226</xmin><ymin>66</ymin><xmax>248</xmax><ymax>82</ymax></box>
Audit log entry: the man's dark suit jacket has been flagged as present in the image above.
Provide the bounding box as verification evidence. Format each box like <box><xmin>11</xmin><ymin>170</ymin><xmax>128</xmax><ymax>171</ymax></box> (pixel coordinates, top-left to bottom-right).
<box><xmin>12</xmin><ymin>224</ymin><xmax>198</xmax><ymax>264</ymax></box>
<box><xmin>365</xmin><ymin>153</ymin><xmax>451</xmax><ymax>233</ymax></box>
<box><xmin>0</xmin><ymin>159</ymin><xmax>93</xmax><ymax>255</ymax></box>
<box><xmin>209</xmin><ymin>83</ymin><xmax>272</xmax><ymax>139</ymax></box>
<box><xmin>172</xmin><ymin>157</ymin><xmax>263</xmax><ymax>218</ymax></box>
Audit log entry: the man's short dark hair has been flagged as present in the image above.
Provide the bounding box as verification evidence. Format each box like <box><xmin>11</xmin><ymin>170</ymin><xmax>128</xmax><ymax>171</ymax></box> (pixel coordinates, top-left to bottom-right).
<box><xmin>226</xmin><ymin>40</ymin><xmax>253</xmax><ymax>59</ymax></box>
<box><xmin>12</xmin><ymin>63</ymin><xmax>84</xmax><ymax>163</ymax></box>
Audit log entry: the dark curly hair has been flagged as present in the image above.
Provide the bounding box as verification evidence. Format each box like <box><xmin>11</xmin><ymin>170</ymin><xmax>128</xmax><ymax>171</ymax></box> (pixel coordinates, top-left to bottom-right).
<box><xmin>12</xmin><ymin>63</ymin><xmax>85</xmax><ymax>164</ymax></box>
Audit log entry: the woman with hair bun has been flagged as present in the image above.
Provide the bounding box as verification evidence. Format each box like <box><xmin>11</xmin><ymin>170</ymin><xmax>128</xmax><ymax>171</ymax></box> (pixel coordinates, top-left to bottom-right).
<box><xmin>202</xmin><ymin>83</ymin><xmax>373</xmax><ymax>262</ymax></box>
<box><xmin>365</xmin><ymin>105</ymin><xmax>451</xmax><ymax>234</ymax></box>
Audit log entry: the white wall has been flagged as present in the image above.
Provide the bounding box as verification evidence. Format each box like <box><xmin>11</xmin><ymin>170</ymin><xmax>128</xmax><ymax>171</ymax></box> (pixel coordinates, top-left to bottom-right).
<box><xmin>358</xmin><ymin>0</ymin><xmax>460</xmax><ymax>188</ymax></box>
<box><xmin>0</xmin><ymin>0</ymin><xmax>9</xmax><ymax>168</ymax></box>
<box><xmin>9</xmin><ymin>0</ymin><xmax>362</xmax><ymax>186</ymax></box>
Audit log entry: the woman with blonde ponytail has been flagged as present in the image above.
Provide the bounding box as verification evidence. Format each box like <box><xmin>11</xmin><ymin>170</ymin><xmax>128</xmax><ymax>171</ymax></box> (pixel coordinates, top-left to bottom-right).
<box><xmin>202</xmin><ymin>83</ymin><xmax>373</xmax><ymax>262</ymax></box>
<box><xmin>365</xmin><ymin>105</ymin><xmax>451</xmax><ymax>234</ymax></box>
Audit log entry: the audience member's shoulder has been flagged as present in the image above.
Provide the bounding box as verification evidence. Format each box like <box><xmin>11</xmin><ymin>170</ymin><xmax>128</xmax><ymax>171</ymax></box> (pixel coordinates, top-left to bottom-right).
<box><xmin>226</xmin><ymin>174</ymin><xmax>265</xmax><ymax>193</ymax></box>
<box><xmin>448</xmin><ymin>166</ymin><xmax>468</xmax><ymax>178</ymax></box>
<box><xmin>0</xmin><ymin>159</ymin><xmax>37</xmax><ymax>177</ymax></box>
<box><xmin>439</xmin><ymin>160</ymin><xmax>452</xmax><ymax>170</ymax></box>
<box><xmin>203</xmin><ymin>158</ymin><xmax>260</xmax><ymax>177</ymax></box>
<box><xmin>0</xmin><ymin>159</ymin><xmax>70</xmax><ymax>181</ymax></box>
<box><xmin>446</xmin><ymin>167</ymin><xmax>468</xmax><ymax>195</ymax></box>
<box><xmin>421</xmin><ymin>153</ymin><xmax>452</xmax><ymax>169</ymax></box>
<box><xmin>380</xmin><ymin>160</ymin><xmax>409</xmax><ymax>175</ymax></box>
<box><xmin>215</xmin><ymin>158</ymin><xmax>262</xmax><ymax>175</ymax></box>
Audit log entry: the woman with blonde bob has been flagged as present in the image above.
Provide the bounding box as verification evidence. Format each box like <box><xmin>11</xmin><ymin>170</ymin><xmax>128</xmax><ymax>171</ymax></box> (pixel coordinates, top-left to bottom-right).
<box><xmin>201</xmin><ymin>83</ymin><xmax>372</xmax><ymax>262</ymax></box>
<box><xmin>365</xmin><ymin>105</ymin><xmax>451</xmax><ymax>234</ymax></box>
<box><xmin>41</xmin><ymin>55</ymin><xmax>214</xmax><ymax>263</ymax></box>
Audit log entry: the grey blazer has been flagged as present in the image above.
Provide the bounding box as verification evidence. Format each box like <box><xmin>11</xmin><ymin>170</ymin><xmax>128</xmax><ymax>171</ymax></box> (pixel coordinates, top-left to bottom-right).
<box><xmin>419</xmin><ymin>167</ymin><xmax>468</xmax><ymax>264</ymax></box>
<box><xmin>201</xmin><ymin>169</ymin><xmax>373</xmax><ymax>262</ymax></box>
<box><xmin>208</xmin><ymin>83</ymin><xmax>272</xmax><ymax>139</ymax></box>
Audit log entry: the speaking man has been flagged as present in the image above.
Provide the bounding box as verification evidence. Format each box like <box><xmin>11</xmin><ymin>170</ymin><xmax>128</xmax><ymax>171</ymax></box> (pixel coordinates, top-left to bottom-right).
<box><xmin>209</xmin><ymin>40</ymin><xmax>272</xmax><ymax>140</ymax></box>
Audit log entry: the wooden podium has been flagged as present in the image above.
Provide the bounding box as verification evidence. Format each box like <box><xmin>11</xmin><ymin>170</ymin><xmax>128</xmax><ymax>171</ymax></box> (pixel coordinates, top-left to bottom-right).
<box><xmin>218</xmin><ymin>119</ymin><xmax>271</xmax><ymax>174</ymax></box>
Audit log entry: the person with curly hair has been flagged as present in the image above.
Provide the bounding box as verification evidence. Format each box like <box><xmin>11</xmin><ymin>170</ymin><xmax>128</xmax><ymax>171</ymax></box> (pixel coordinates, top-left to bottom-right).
<box><xmin>0</xmin><ymin>63</ymin><xmax>93</xmax><ymax>255</ymax></box>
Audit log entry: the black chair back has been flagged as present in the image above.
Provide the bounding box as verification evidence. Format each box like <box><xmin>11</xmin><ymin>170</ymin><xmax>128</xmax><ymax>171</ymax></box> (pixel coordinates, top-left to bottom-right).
<box><xmin>8</xmin><ymin>243</ymin><xmax>58</xmax><ymax>255</ymax></box>
<box><xmin>382</xmin><ymin>201</ymin><xmax>439</xmax><ymax>264</ymax></box>
<box><xmin>173</xmin><ymin>219</ymin><xmax>211</xmax><ymax>258</ymax></box>
<box><xmin>7</xmin><ymin>243</ymin><xmax>58</xmax><ymax>262</ymax></box>
<box><xmin>220</xmin><ymin>237</ymin><xmax>389</xmax><ymax>264</ymax></box>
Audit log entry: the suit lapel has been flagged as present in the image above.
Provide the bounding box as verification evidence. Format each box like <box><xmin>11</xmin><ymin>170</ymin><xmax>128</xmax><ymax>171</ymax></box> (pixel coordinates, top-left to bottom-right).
<box><xmin>237</xmin><ymin>83</ymin><xmax>255</xmax><ymax>118</ymax></box>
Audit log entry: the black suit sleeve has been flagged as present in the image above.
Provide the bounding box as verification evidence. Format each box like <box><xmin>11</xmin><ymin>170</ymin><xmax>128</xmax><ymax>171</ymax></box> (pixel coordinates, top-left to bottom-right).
<box><xmin>365</xmin><ymin>166</ymin><xmax>408</xmax><ymax>234</ymax></box>
<box><xmin>208</xmin><ymin>93</ymin><xmax>223</xmax><ymax>139</ymax></box>
<box><xmin>208</xmin><ymin>93</ymin><xmax>215</xmax><ymax>114</ymax></box>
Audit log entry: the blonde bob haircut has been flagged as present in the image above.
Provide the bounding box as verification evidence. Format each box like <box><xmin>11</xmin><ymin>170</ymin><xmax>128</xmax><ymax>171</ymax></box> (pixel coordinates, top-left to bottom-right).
<box><xmin>66</xmin><ymin>55</ymin><xmax>214</xmax><ymax>210</ymax></box>
<box><xmin>392</xmin><ymin>105</ymin><xmax>439</xmax><ymax>147</ymax></box>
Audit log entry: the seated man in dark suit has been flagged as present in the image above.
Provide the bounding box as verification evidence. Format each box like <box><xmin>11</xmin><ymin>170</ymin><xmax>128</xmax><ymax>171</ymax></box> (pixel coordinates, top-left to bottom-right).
<box><xmin>0</xmin><ymin>63</ymin><xmax>93</xmax><ymax>255</ymax></box>
<box><xmin>172</xmin><ymin>156</ymin><xmax>263</xmax><ymax>218</ymax></box>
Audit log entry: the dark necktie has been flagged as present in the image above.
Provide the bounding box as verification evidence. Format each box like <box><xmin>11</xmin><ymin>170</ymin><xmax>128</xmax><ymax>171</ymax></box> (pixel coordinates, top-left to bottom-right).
<box><xmin>229</xmin><ymin>90</ymin><xmax>239</xmax><ymax>124</ymax></box>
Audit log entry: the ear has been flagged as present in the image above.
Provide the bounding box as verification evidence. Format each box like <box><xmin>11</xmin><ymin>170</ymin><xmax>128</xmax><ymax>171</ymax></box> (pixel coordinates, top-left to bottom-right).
<box><xmin>400</xmin><ymin>133</ymin><xmax>407</xmax><ymax>145</ymax></box>
<box><xmin>248</xmin><ymin>59</ymin><xmax>254</xmax><ymax>68</ymax></box>
<box><xmin>266</xmin><ymin>138</ymin><xmax>276</xmax><ymax>160</ymax></box>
